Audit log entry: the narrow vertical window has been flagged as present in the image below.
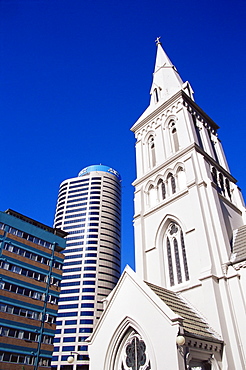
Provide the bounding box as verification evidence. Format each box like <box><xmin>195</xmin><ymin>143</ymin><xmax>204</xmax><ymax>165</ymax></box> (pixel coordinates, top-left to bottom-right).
<box><xmin>167</xmin><ymin>238</ymin><xmax>174</xmax><ymax>286</ymax></box>
<box><xmin>157</xmin><ymin>179</ymin><xmax>166</xmax><ymax>201</ymax></box>
<box><xmin>161</xmin><ymin>181</ymin><xmax>166</xmax><ymax>200</ymax></box>
<box><xmin>174</xmin><ymin>238</ymin><xmax>182</xmax><ymax>284</ymax></box>
<box><xmin>164</xmin><ymin>223</ymin><xmax>189</xmax><ymax>287</ymax></box>
<box><xmin>154</xmin><ymin>88</ymin><xmax>159</xmax><ymax>103</ymax></box>
<box><xmin>219</xmin><ymin>173</ymin><xmax>225</xmax><ymax>196</ymax></box>
<box><xmin>169</xmin><ymin>121</ymin><xmax>179</xmax><ymax>152</ymax></box>
<box><xmin>181</xmin><ymin>231</ymin><xmax>189</xmax><ymax>281</ymax></box>
<box><xmin>211</xmin><ymin>167</ymin><xmax>217</xmax><ymax>185</ymax></box>
<box><xmin>225</xmin><ymin>179</ymin><xmax>231</xmax><ymax>201</ymax></box>
<box><xmin>167</xmin><ymin>173</ymin><xmax>176</xmax><ymax>195</ymax></box>
<box><xmin>148</xmin><ymin>136</ymin><xmax>156</xmax><ymax>168</ymax></box>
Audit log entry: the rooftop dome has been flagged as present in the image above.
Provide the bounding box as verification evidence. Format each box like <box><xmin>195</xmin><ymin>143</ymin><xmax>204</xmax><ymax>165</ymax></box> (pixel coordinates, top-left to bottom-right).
<box><xmin>78</xmin><ymin>164</ymin><xmax>121</xmax><ymax>180</ymax></box>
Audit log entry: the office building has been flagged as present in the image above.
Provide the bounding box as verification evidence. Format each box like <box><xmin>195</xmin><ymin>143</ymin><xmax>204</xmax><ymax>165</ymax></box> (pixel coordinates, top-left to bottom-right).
<box><xmin>0</xmin><ymin>209</ymin><xmax>66</xmax><ymax>370</ymax></box>
<box><xmin>88</xmin><ymin>41</ymin><xmax>246</xmax><ymax>369</ymax></box>
<box><xmin>51</xmin><ymin>164</ymin><xmax>121</xmax><ymax>370</ymax></box>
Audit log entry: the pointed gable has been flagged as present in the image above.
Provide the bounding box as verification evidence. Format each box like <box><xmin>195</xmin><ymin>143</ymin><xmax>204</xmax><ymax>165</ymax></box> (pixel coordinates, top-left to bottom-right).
<box><xmin>88</xmin><ymin>267</ymin><xmax>223</xmax><ymax>370</ymax></box>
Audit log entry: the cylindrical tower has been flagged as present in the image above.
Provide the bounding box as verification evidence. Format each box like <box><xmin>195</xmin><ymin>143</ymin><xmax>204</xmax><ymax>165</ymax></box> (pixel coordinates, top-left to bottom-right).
<box><xmin>51</xmin><ymin>165</ymin><xmax>121</xmax><ymax>370</ymax></box>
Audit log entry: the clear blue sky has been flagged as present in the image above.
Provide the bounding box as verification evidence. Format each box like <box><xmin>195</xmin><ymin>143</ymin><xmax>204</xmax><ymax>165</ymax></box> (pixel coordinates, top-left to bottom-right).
<box><xmin>1</xmin><ymin>0</ymin><xmax>246</xmax><ymax>271</ymax></box>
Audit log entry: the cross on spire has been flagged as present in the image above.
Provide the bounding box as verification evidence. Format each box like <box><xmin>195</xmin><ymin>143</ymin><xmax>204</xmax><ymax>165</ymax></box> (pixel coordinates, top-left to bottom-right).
<box><xmin>155</xmin><ymin>36</ymin><xmax>162</xmax><ymax>45</ymax></box>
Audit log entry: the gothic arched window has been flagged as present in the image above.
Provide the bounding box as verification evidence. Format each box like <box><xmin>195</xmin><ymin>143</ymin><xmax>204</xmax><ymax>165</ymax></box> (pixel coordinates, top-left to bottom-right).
<box><xmin>169</xmin><ymin>121</ymin><xmax>179</xmax><ymax>153</ymax></box>
<box><xmin>225</xmin><ymin>178</ymin><xmax>231</xmax><ymax>201</ymax></box>
<box><xmin>116</xmin><ymin>330</ymin><xmax>151</xmax><ymax>370</ymax></box>
<box><xmin>164</xmin><ymin>222</ymin><xmax>189</xmax><ymax>287</ymax></box>
<box><xmin>157</xmin><ymin>179</ymin><xmax>166</xmax><ymax>201</ymax></box>
<box><xmin>147</xmin><ymin>135</ymin><xmax>156</xmax><ymax>168</ymax></box>
<box><xmin>167</xmin><ymin>173</ymin><xmax>176</xmax><ymax>195</ymax></box>
<box><xmin>211</xmin><ymin>167</ymin><xmax>217</xmax><ymax>185</ymax></box>
<box><xmin>219</xmin><ymin>173</ymin><xmax>225</xmax><ymax>196</ymax></box>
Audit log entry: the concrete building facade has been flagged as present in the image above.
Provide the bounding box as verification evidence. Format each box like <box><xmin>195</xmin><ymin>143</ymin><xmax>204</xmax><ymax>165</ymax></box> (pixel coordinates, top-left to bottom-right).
<box><xmin>0</xmin><ymin>209</ymin><xmax>66</xmax><ymax>370</ymax></box>
<box><xmin>51</xmin><ymin>165</ymin><xmax>121</xmax><ymax>370</ymax></box>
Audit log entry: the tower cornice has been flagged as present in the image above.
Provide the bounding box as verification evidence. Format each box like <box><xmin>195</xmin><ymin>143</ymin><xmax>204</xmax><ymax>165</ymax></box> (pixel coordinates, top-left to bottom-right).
<box><xmin>131</xmin><ymin>90</ymin><xmax>219</xmax><ymax>134</ymax></box>
<box><xmin>132</xmin><ymin>142</ymin><xmax>237</xmax><ymax>187</ymax></box>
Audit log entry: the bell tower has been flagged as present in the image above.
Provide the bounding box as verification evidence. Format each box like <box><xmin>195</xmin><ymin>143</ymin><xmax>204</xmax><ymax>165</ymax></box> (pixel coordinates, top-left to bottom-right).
<box><xmin>131</xmin><ymin>41</ymin><xmax>246</xmax><ymax>367</ymax></box>
<box><xmin>131</xmin><ymin>39</ymin><xmax>245</xmax><ymax>295</ymax></box>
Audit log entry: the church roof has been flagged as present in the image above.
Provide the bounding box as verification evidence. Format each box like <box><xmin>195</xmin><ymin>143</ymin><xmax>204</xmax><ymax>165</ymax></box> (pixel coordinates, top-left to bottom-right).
<box><xmin>231</xmin><ymin>224</ymin><xmax>246</xmax><ymax>263</ymax></box>
<box><xmin>146</xmin><ymin>281</ymin><xmax>221</xmax><ymax>342</ymax></box>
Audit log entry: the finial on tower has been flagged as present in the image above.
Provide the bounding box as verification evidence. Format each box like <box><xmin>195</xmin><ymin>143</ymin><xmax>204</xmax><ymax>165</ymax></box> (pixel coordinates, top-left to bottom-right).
<box><xmin>155</xmin><ymin>36</ymin><xmax>162</xmax><ymax>46</ymax></box>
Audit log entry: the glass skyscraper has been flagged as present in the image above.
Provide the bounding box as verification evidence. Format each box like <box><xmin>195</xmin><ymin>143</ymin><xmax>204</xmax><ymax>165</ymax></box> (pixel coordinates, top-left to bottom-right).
<box><xmin>51</xmin><ymin>165</ymin><xmax>121</xmax><ymax>370</ymax></box>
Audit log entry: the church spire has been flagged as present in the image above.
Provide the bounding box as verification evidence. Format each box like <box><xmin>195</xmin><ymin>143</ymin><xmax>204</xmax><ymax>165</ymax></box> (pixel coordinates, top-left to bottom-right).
<box><xmin>133</xmin><ymin>39</ymin><xmax>194</xmax><ymax>125</ymax></box>
<box><xmin>150</xmin><ymin>38</ymin><xmax>187</xmax><ymax>105</ymax></box>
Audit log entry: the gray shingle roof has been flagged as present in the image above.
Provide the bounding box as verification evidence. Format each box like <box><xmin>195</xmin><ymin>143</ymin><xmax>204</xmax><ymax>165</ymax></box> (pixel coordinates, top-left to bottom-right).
<box><xmin>146</xmin><ymin>281</ymin><xmax>221</xmax><ymax>342</ymax></box>
<box><xmin>232</xmin><ymin>225</ymin><xmax>246</xmax><ymax>263</ymax></box>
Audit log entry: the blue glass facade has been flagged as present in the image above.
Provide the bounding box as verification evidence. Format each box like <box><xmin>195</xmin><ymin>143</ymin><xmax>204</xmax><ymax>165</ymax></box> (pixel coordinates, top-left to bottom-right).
<box><xmin>51</xmin><ymin>166</ymin><xmax>121</xmax><ymax>370</ymax></box>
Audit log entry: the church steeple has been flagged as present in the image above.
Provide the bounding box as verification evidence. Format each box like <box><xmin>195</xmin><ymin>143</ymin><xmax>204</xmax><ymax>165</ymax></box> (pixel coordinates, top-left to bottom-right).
<box><xmin>134</xmin><ymin>38</ymin><xmax>194</xmax><ymax>125</ymax></box>
<box><xmin>150</xmin><ymin>38</ymin><xmax>185</xmax><ymax>105</ymax></box>
<box><xmin>131</xmin><ymin>40</ymin><xmax>245</xmax><ymax>292</ymax></box>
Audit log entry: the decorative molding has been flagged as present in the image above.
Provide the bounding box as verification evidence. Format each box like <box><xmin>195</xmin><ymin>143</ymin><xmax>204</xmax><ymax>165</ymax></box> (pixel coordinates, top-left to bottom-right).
<box><xmin>143</xmin><ymin>188</ymin><xmax>189</xmax><ymax>218</ymax></box>
<box><xmin>186</xmin><ymin>337</ymin><xmax>223</xmax><ymax>354</ymax></box>
<box><xmin>233</xmin><ymin>260</ymin><xmax>246</xmax><ymax>270</ymax></box>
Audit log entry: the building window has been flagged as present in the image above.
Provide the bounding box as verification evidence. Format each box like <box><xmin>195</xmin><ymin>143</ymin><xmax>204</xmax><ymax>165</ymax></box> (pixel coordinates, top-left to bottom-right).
<box><xmin>80</xmin><ymin>319</ymin><xmax>93</xmax><ymax>325</ymax></box>
<box><xmin>167</xmin><ymin>237</ymin><xmax>174</xmax><ymax>286</ymax></box>
<box><xmin>64</xmin><ymin>328</ymin><xmax>76</xmax><ymax>334</ymax></box>
<box><xmin>174</xmin><ymin>238</ymin><xmax>182</xmax><ymax>284</ymax></box>
<box><xmin>147</xmin><ymin>135</ymin><xmax>156</xmax><ymax>168</ymax></box>
<box><xmin>169</xmin><ymin>121</ymin><xmax>179</xmax><ymax>152</ymax></box>
<box><xmin>219</xmin><ymin>173</ymin><xmax>225</xmax><ymax>196</ymax></box>
<box><xmin>62</xmin><ymin>346</ymin><xmax>75</xmax><ymax>352</ymax></box>
<box><xmin>225</xmin><ymin>178</ymin><xmax>231</xmax><ymax>201</ymax></box>
<box><xmin>154</xmin><ymin>88</ymin><xmax>159</xmax><ymax>103</ymax></box>
<box><xmin>117</xmin><ymin>331</ymin><xmax>151</xmax><ymax>370</ymax></box>
<box><xmin>211</xmin><ymin>167</ymin><xmax>217</xmax><ymax>185</ymax></box>
<box><xmin>167</xmin><ymin>173</ymin><xmax>176</xmax><ymax>195</ymax></box>
<box><xmin>0</xmin><ymin>351</ymin><xmax>35</xmax><ymax>365</ymax></box>
<box><xmin>157</xmin><ymin>179</ymin><xmax>166</xmax><ymax>201</ymax></box>
<box><xmin>164</xmin><ymin>222</ymin><xmax>189</xmax><ymax>287</ymax></box>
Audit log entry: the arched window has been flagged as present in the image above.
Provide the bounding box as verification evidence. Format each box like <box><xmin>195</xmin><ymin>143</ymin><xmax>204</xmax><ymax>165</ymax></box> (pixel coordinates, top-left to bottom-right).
<box><xmin>157</xmin><ymin>179</ymin><xmax>166</xmax><ymax>201</ymax></box>
<box><xmin>169</xmin><ymin>121</ymin><xmax>179</xmax><ymax>153</ymax></box>
<box><xmin>164</xmin><ymin>222</ymin><xmax>189</xmax><ymax>287</ymax></box>
<box><xmin>147</xmin><ymin>135</ymin><xmax>156</xmax><ymax>168</ymax></box>
<box><xmin>225</xmin><ymin>178</ymin><xmax>231</xmax><ymax>201</ymax></box>
<box><xmin>167</xmin><ymin>173</ymin><xmax>176</xmax><ymax>195</ymax></box>
<box><xmin>211</xmin><ymin>167</ymin><xmax>217</xmax><ymax>185</ymax></box>
<box><xmin>219</xmin><ymin>173</ymin><xmax>225</xmax><ymax>196</ymax></box>
<box><xmin>113</xmin><ymin>328</ymin><xmax>152</xmax><ymax>370</ymax></box>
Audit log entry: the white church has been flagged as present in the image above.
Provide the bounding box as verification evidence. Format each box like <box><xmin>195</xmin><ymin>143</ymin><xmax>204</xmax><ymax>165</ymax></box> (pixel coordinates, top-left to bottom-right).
<box><xmin>87</xmin><ymin>40</ymin><xmax>246</xmax><ymax>369</ymax></box>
